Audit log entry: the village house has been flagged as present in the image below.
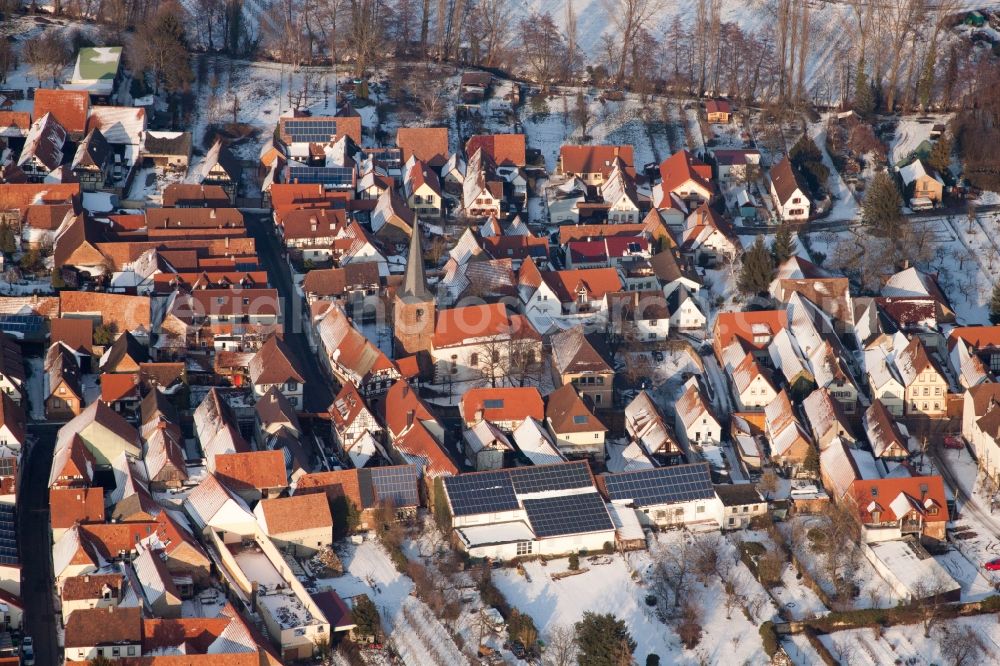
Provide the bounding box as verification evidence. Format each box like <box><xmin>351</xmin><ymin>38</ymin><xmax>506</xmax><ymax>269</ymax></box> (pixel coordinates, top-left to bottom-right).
<box><xmin>802</xmin><ymin>387</ymin><xmax>855</xmax><ymax>450</ymax></box>
<box><xmin>894</xmin><ymin>335</ymin><xmax>948</xmax><ymax>417</ymax></box>
<box><xmin>898</xmin><ymin>159</ymin><xmax>943</xmax><ymax>205</ymax></box>
<box><xmin>715</xmin><ymin>484</ymin><xmax>767</xmax><ymax>529</ymax></box>
<box><xmin>403</xmin><ymin>157</ymin><xmax>443</xmax><ymax>217</ymax></box>
<box><xmin>275</xmin><ymin>208</ymin><xmax>345</xmax><ymax>262</ymax></box>
<box><xmin>600</xmin><ymin>159</ymin><xmax>643</xmax><ymax>223</ymax></box>
<box><xmin>71</xmin><ymin>128</ymin><xmax>112</xmax><ymax>191</ymax></box>
<box><xmin>605</xmin><ymin>290</ymin><xmax>670</xmax><ymax>342</ymax></box>
<box><xmin>445</xmin><ymin>461</ymin><xmax>615</xmax><ymax>559</ymax></box>
<box><xmin>460</xmin><ymin>387</ymin><xmax>545</xmax><ymax>432</ymax></box>
<box><xmin>329</xmin><ymin>382</ymin><xmax>385</xmax><ymax>468</ymax></box>
<box><xmin>545</xmin><ymin>384</ymin><xmax>607</xmax><ymax>457</ymax></box>
<box><xmin>463</xmin><ymin>147</ymin><xmax>505</xmax><ymax>218</ymax></box>
<box><xmin>765</xmin><ymin>390</ymin><xmax>816</xmax><ymax>474</ymax></box>
<box><xmin>294</xmin><ymin>464</ymin><xmax>421</xmax><ymax>531</ymax></box>
<box><xmin>624</xmin><ymin>391</ymin><xmax>683</xmax><ymax>463</ymax></box>
<box><xmin>142</xmin><ymin>131</ymin><xmax>192</xmax><ymax>171</ymax></box>
<box><xmin>705</xmin><ymin>99</ymin><xmax>732</xmax><ymax>123</ymax></box>
<box><xmin>846</xmin><ymin>476</ymin><xmax>948</xmax><ymax>544</ymax></box>
<box><xmin>713</xmin><ymin>310</ymin><xmax>788</xmax><ymax>365</ymax></box>
<box><xmin>254</xmin><ymin>493</ymin><xmax>333</xmax><ymax>556</ymax></box>
<box><xmin>679</xmin><ymin>203</ymin><xmax>741</xmax><ymax>265</ymax></box>
<box><xmin>657</xmin><ymin>150</ymin><xmax>714</xmax><ymax>208</ymax></box>
<box><xmin>962</xmin><ymin>384</ymin><xmax>1000</xmax><ymax>482</ymax></box>
<box><xmin>60</xmin><ymin>574</ymin><xmax>124</xmax><ymax>625</ymax></box>
<box><xmin>712</xmin><ymin>148</ymin><xmax>761</xmax><ymax>183</ymax></box>
<box><xmin>396</xmin><ymin>127</ymin><xmax>449</xmax><ymax>168</ymax></box>
<box><xmin>463</xmin><ymin>420</ymin><xmax>514</xmax><ymax>471</ymax></box>
<box><xmin>550</xmin><ymin>326</ymin><xmax>615</xmax><ymax>407</ymax></box>
<box><xmin>64</xmin><ymin>606</ymin><xmax>142</xmax><ymax>662</ymax></box>
<box><xmin>558</xmin><ymin>145</ymin><xmax>635</xmax><ymax>185</ymax></box>
<box><xmin>769</xmin><ymin>157</ymin><xmax>811</xmax><ymax>221</ymax></box>
<box><xmin>199</xmin><ymin>139</ymin><xmax>241</xmax><ymax>203</ymax></box>
<box><xmin>730</xmin><ymin>351</ymin><xmax>778</xmax><ymax>411</ymax></box>
<box><xmin>949</xmin><ymin>326</ymin><xmax>1000</xmax><ymax>378</ymax></box>
<box><xmin>248</xmin><ymin>334</ymin><xmax>306</xmax><ymax>406</ymax></box>
<box><xmin>864</xmin><ymin>399</ymin><xmax>912</xmax><ymax>460</ymax></box>
<box><xmin>674</xmin><ymin>378</ymin><xmax>721</xmax><ymax>449</ymax></box>
<box><xmin>601</xmin><ymin>463</ymin><xmax>723</xmax><ymax>529</ymax></box>
<box><xmin>214</xmin><ymin>450</ymin><xmax>288</xmax><ymax>505</ymax></box>
<box><xmin>18</xmin><ymin>112</ymin><xmax>68</xmax><ymax>180</ymax></box>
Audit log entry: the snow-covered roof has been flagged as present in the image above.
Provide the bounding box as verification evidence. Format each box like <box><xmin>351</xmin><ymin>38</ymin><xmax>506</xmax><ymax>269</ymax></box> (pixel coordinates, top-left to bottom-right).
<box><xmin>768</xmin><ymin>328</ymin><xmax>811</xmax><ymax>384</ymax></box>
<box><xmin>606</xmin><ymin>502</ymin><xmax>645</xmax><ymax>542</ymax></box>
<box><xmin>456</xmin><ymin>521</ymin><xmax>535</xmax><ymax>547</ymax></box>
<box><xmin>898</xmin><ymin>159</ymin><xmax>943</xmax><ymax>187</ymax></box>
<box><xmin>463</xmin><ymin>420</ymin><xmax>512</xmax><ymax>455</ymax></box>
<box><xmin>605</xmin><ymin>440</ymin><xmax>655</xmax><ymax>473</ymax></box>
<box><xmin>512</xmin><ymin>417</ymin><xmax>565</xmax><ymax>466</ymax></box>
<box><xmin>950</xmin><ymin>337</ymin><xmax>989</xmax><ymax>388</ymax></box>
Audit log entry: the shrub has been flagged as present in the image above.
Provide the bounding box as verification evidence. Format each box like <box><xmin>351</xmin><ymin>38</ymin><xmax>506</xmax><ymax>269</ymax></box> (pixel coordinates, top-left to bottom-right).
<box><xmin>603</xmin><ymin>541</ymin><xmax>615</xmax><ymax>554</ymax></box>
<box><xmin>646</xmin><ymin>655</ymin><xmax>660</xmax><ymax>666</ymax></box>
<box><xmin>568</xmin><ymin>552</ymin><xmax>580</xmax><ymax>571</ymax></box>
<box><xmin>759</xmin><ymin>621</ymin><xmax>779</xmax><ymax>657</ymax></box>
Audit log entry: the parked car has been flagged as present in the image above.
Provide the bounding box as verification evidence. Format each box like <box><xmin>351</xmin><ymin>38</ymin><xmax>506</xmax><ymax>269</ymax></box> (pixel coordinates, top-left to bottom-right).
<box><xmin>20</xmin><ymin>636</ymin><xmax>33</xmax><ymax>666</ymax></box>
<box><xmin>944</xmin><ymin>435</ymin><xmax>965</xmax><ymax>450</ymax></box>
<box><xmin>652</xmin><ymin>350</ymin><xmax>665</xmax><ymax>362</ymax></box>
<box><xmin>985</xmin><ymin>558</ymin><xmax>1000</xmax><ymax>572</ymax></box>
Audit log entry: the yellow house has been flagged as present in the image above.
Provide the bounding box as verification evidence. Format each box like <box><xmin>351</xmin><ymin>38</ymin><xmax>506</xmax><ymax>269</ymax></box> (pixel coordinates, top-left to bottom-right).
<box><xmin>899</xmin><ymin>159</ymin><xmax>943</xmax><ymax>203</ymax></box>
<box><xmin>894</xmin><ymin>336</ymin><xmax>948</xmax><ymax>417</ymax></box>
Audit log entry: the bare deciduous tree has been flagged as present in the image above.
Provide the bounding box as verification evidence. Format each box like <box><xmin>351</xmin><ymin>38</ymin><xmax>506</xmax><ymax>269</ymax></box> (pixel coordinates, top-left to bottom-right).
<box><xmin>543</xmin><ymin>624</ymin><xmax>578</xmax><ymax>666</ymax></box>
<box><xmin>602</xmin><ymin>0</ymin><xmax>664</xmax><ymax>86</ymax></box>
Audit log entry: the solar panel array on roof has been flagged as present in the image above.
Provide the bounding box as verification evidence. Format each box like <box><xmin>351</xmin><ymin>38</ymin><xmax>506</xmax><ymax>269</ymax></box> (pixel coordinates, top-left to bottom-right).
<box><xmin>0</xmin><ymin>504</ymin><xmax>15</xmax><ymax>564</ymax></box>
<box><xmin>369</xmin><ymin>465</ymin><xmax>420</xmax><ymax>508</ymax></box>
<box><xmin>0</xmin><ymin>314</ymin><xmax>44</xmax><ymax>336</ymax></box>
<box><xmin>522</xmin><ymin>492</ymin><xmax>613</xmax><ymax>538</ymax></box>
<box><xmin>365</xmin><ymin>147</ymin><xmax>402</xmax><ymax>168</ymax></box>
<box><xmin>287</xmin><ymin>166</ymin><xmax>354</xmax><ymax>187</ymax></box>
<box><xmin>602</xmin><ymin>464</ymin><xmax>715</xmax><ymax>508</ymax></box>
<box><xmin>444</xmin><ymin>471</ymin><xmax>519</xmax><ymax>516</ymax></box>
<box><xmin>284</xmin><ymin>119</ymin><xmax>338</xmax><ymax>143</ymax></box>
<box><xmin>509</xmin><ymin>461</ymin><xmax>593</xmax><ymax>495</ymax></box>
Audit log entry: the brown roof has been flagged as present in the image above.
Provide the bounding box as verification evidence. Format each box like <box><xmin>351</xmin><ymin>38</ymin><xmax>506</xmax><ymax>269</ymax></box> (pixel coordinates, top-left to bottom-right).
<box><xmin>713</xmin><ymin>310</ymin><xmax>788</xmax><ymax>354</ymax></box>
<box><xmin>257</xmin><ymin>493</ymin><xmax>333</xmax><ymax>534</ymax></box>
<box><xmin>62</xmin><ymin>573</ymin><xmax>123</xmax><ymax>601</ymax></box>
<box><xmin>145</xmin><ymin>207</ymin><xmax>244</xmax><ymax>229</ymax></box>
<box><xmin>142</xmin><ymin>617</ymin><xmax>231</xmax><ymax>654</ymax></box>
<box><xmin>0</xmin><ymin>392</ymin><xmax>25</xmax><ymax>446</ymax></box>
<box><xmin>33</xmin><ymin>89</ymin><xmax>90</xmax><ymax>134</ymax></box>
<box><xmin>296</xmin><ymin>469</ymin><xmax>365</xmax><ymax>509</ymax></box>
<box><xmin>550</xmin><ymin>326</ymin><xmax>614</xmax><ymax>376</ymax></box>
<box><xmin>302</xmin><ymin>262</ymin><xmax>380</xmax><ymax>297</ymax></box>
<box><xmin>0</xmin><ymin>182</ymin><xmax>79</xmax><ymax>211</ymax></box>
<box><xmin>49</xmin><ymin>486</ymin><xmax>105</xmax><ymax>529</ymax></box>
<box><xmin>706</xmin><ymin>99</ymin><xmax>731</xmax><ymax>114</ymax></box>
<box><xmin>64</xmin><ymin>606</ymin><xmax>142</xmax><ymax>648</ymax></box>
<box><xmin>101</xmin><ymin>373</ymin><xmax>139</xmax><ymax>403</ymax></box>
<box><xmin>138</xmin><ymin>362</ymin><xmax>186</xmax><ymax>392</ymax></box>
<box><xmin>214</xmin><ymin>450</ymin><xmax>288</xmax><ymax>493</ymax></box>
<box><xmin>559</xmin><ymin>223</ymin><xmax>646</xmax><ymax>245</ymax></box>
<box><xmin>396</xmin><ymin>127</ymin><xmax>449</xmax><ymax>168</ymax></box>
<box><xmin>559</xmin><ymin>145</ymin><xmax>634</xmax><ymax>178</ymax></box>
<box><xmin>770</xmin><ymin>157</ymin><xmax>806</xmax><ymax>205</ymax></box>
<box><xmin>60</xmin><ymin>292</ymin><xmax>151</xmax><ymax>333</ymax></box>
<box><xmin>541</xmin><ymin>268</ymin><xmax>623</xmax><ymax>303</ymax></box>
<box><xmin>0</xmin><ymin>111</ymin><xmax>30</xmax><ymax>132</ymax></box>
<box><xmin>546</xmin><ymin>384</ymin><xmax>606</xmax><ymax>434</ymax></box>
<box><xmin>23</xmin><ymin>202</ymin><xmax>75</xmax><ymax>231</ymax></box>
<box><xmin>50</xmin><ymin>317</ymin><xmax>93</xmax><ymax>353</ymax></box>
<box><xmin>79</xmin><ymin>521</ymin><xmax>157</xmax><ymax>559</ymax></box>
<box><xmin>465</xmin><ymin>134</ymin><xmax>526</xmax><ymax>167</ymax></box>
<box><xmin>161</xmin><ymin>184</ymin><xmax>231</xmax><ymax>208</ymax></box>
<box><xmin>248</xmin><ymin>334</ymin><xmax>305</xmax><ymax>386</ymax></box>
<box><xmin>431</xmin><ymin>303</ymin><xmax>540</xmax><ymax>349</ymax></box>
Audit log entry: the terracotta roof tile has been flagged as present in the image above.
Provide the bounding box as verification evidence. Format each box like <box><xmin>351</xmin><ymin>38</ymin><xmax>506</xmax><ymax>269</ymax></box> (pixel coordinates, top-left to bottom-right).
<box><xmin>465</xmin><ymin>134</ymin><xmax>526</xmax><ymax>167</ymax></box>
<box><xmin>396</xmin><ymin>127</ymin><xmax>449</xmax><ymax>168</ymax></box>
<box><xmin>460</xmin><ymin>387</ymin><xmax>544</xmax><ymax>425</ymax></box>
<box><xmin>64</xmin><ymin>606</ymin><xmax>141</xmax><ymax>648</ymax></box>
<box><xmin>546</xmin><ymin>384</ymin><xmax>606</xmax><ymax>434</ymax></box>
<box><xmin>214</xmin><ymin>450</ymin><xmax>288</xmax><ymax>493</ymax></box>
<box><xmin>257</xmin><ymin>493</ymin><xmax>332</xmax><ymax>534</ymax></box>
<box><xmin>559</xmin><ymin>145</ymin><xmax>634</xmax><ymax>179</ymax></box>
<box><xmin>33</xmin><ymin>89</ymin><xmax>90</xmax><ymax>134</ymax></box>
<box><xmin>50</xmin><ymin>317</ymin><xmax>93</xmax><ymax>353</ymax></box>
<box><xmin>49</xmin><ymin>486</ymin><xmax>105</xmax><ymax>529</ymax></box>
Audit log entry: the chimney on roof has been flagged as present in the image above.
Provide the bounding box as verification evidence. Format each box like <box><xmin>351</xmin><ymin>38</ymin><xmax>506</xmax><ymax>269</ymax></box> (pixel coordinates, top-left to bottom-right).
<box><xmin>225</xmin><ymin>236</ymin><xmax>230</xmax><ymax>249</ymax></box>
<box><xmin>406</xmin><ymin>410</ymin><xmax>414</xmax><ymax>428</ymax></box>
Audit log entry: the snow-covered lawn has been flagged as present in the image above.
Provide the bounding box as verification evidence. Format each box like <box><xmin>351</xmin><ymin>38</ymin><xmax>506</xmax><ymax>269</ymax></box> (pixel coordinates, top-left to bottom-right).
<box><xmin>316</xmin><ymin>540</ymin><xmax>467</xmax><ymax>664</ymax></box>
<box><xmin>888</xmin><ymin>115</ymin><xmax>952</xmax><ymax>166</ymax></box>
<box><xmin>493</xmin><ymin>531</ymin><xmax>776</xmax><ymax>665</ymax></box>
<box><xmin>808</xmin><ymin>117</ymin><xmax>859</xmax><ymax>222</ymax></box>
<box><xmin>817</xmin><ymin>615</ymin><xmax>1000</xmax><ymax>666</ymax></box>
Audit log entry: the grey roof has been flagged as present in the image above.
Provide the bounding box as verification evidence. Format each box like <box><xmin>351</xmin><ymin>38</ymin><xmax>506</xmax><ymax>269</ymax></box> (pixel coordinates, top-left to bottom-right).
<box><xmin>399</xmin><ymin>218</ymin><xmax>432</xmax><ymax>303</ymax></box>
<box><xmin>714</xmin><ymin>483</ymin><xmax>764</xmax><ymax>506</ymax></box>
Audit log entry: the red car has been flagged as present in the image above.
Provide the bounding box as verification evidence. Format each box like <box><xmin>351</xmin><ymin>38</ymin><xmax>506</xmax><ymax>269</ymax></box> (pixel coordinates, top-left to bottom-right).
<box><xmin>944</xmin><ymin>435</ymin><xmax>965</xmax><ymax>450</ymax></box>
<box><xmin>985</xmin><ymin>559</ymin><xmax>1000</xmax><ymax>572</ymax></box>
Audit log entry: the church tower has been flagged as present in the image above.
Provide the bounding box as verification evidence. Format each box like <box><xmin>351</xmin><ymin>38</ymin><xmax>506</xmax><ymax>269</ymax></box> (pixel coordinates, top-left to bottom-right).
<box><xmin>393</xmin><ymin>219</ymin><xmax>435</xmax><ymax>356</ymax></box>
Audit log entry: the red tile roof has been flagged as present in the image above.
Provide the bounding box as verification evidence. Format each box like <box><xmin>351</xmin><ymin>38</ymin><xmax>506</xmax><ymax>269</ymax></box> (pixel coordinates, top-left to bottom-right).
<box><xmin>847</xmin><ymin>476</ymin><xmax>947</xmax><ymax>525</ymax></box>
<box><xmin>541</xmin><ymin>268</ymin><xmax>623</xmax><ymax>303</ymax></box>
<box><xmin>460</xmin><ymin>387</ymin><xmax>544</xmax><ymax>425</ymax></box>
<box><xmin>33</xmin><ymin>89</ymin><xmax>90</xmax><ymax>134</ymax></box>
<box><xmin>658</xmin><ymin>150</ymin><xmax>713</xmax><ymax>206</ymax></box>
<box><xmin>396</xmin><ymin>127</ymin><xmax>449</xmax><ymax>168</ymax></box>
<box><xmin>64</xmin><ymin>606</ymin><xmax>142</xmax><ymax>648</ymax></box>
<box><xmin>713</xmin><ymin>310</ymin><xmax>788</xmax><ymax>354</ymax></box>
<box><xmin>559</xmin><ymin>145</ymin><xmax>634</xmax><ymax>178</ymax></box>
<box><xmin>214</xmin><ymin>450</ymin><xmax>288</xmax><ymax>493</ymax></box>
<box><xmin>50</xmin><ymin>317</ymin><xmax>93</xmax><ymax>353</ymax></box>
<box><xmin>257</xmin><ymin>493</ymin><xmax>333</xmax><ymax>534</ymax></box>
<box><xmin>49</xmin><ymin>486</ymin><xmax>105</xmax><ymax>529</ymax></box>
<box><xmin>0</xmin><ymin>182</ymin><xmax>79</xmax><ymax>211</ymax></box>
<box><xmin>432</xmin><ymin>303</ymin><xmax>540</xmax><ymax>348</ymax></box>
<box><xmin>465</xmin><ymin>134</ymin><xmax>526</xmax><ymax>167</ymax></box>
<box><xmin>706</xmin><ymin>99</ymin><xmax>732</xmax><ymax>115</ymax></box>
<box><xmin>101</xmin><ymin>373</ymin><xmax>139</xmax><ymax>403</ymax></box>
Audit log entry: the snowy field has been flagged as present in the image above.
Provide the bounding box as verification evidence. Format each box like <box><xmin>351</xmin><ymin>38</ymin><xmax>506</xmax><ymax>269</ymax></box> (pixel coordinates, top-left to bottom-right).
<box><xmin>493</xmin><ymin>530</ymin><xmax>777</xmax><ymax>665</ymax></box>
<box><xmin>315</xmin><ymin>540</ymin><xmax>469</xmax><ymax>665</ymax></box>
<box><xmin>817</xmin><ymin>615</ymin><xmax>1000</xmax><ymax>665</ymax></box>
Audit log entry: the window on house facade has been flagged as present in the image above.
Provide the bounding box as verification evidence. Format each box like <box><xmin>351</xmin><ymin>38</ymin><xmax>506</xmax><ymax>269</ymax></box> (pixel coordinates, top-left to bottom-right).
<box><xmin>516</xmin><ymin>541</ymin><xmax>533</xmax><ymax>555</ymax></box>
<box><xmin>470</xmin><ymin>353</ymin><xmax>479</xmax><ymax>367</ymax></box>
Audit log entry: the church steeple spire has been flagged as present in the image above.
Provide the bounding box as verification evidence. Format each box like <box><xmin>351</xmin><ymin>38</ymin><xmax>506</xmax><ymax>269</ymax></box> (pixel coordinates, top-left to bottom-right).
<box><xmin>400</xmin><ymin>217</ymin><xmax>432</xmax><ymax>302</ymax></box>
